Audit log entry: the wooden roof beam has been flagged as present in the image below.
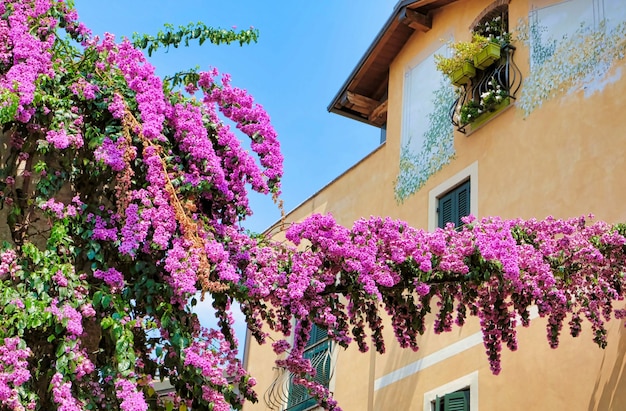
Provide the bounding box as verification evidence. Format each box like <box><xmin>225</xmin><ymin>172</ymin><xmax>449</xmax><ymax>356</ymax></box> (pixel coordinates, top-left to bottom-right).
<box><xmin>398</xmin><ymin>7</ymin><xmax>432</xmax><ymax>32</ymax></box>
<box><xmin>369</xmin><ymin>99</ymin><xmax>388</xmax><ymax>124</ymax></box>
<box><xmin>340</xmin><ymin>91</ymin><xmax>379</xmax><ymax>114</ymax></box>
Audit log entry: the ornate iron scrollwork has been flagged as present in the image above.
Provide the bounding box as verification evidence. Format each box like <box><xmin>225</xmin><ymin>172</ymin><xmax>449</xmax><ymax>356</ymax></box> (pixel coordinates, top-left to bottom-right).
<box><xmin>450</xmin><ymin>44</ymin><xmax>522</xmax><ymax>134</ymax></box>
<box><xmin>263</xmin><ymin>341</ymin><xmax>336</xmax><ymax>411</ymax></box>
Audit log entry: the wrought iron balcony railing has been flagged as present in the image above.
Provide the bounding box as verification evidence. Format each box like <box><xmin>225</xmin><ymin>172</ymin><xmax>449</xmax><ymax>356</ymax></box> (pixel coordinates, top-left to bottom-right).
<box><xmin>263</xmin><ymin>340</ymin><xmax>336</xmax><ymax>411</ymax></box>
<box><xmin>450</xmin><ymin>44</ymin><xmax>522</xmax><ymax>134</ymax></box>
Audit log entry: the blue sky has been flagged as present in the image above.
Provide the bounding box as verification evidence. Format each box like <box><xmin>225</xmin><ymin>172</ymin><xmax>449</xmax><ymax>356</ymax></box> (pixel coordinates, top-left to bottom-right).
<box><xmin>74</xmin><ymin>0</ymin><xmax>397</xmax><ymax>234</ymax></box>
<box><xmin>72</xmin><ymin>0</ymin><xmax>398</xmax><ymax>345</ymax></box>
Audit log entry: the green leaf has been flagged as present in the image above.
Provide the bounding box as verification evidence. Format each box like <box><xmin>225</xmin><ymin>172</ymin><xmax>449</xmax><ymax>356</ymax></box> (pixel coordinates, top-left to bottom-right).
<box><xmin>101</xmin><ymin>317</ymin><xmax>113</xmax><ymax>330</ymax></box>
<box><xmin>118</xmin><ymin>358</ymin><xmax>131</xmax><ymax>373</ymax></box>
<box><xmin>93</xmin><ymin>291</ymin><xmax>102</xmax><ymax>308</ymax></box>
<box><xmin>4</xmin><ymin>304</ymin><xmax>15</xmax><ymax>315</ymax></box>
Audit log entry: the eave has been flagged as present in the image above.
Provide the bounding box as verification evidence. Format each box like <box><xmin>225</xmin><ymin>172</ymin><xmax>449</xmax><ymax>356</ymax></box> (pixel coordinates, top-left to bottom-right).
<box><xmin>328</xmin><ymin>0</ymin><xmax>459</xmax><ymax>127</ymax></box>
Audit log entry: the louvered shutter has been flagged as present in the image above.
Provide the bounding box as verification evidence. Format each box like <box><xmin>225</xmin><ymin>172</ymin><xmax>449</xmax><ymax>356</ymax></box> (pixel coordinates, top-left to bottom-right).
<box><xmin>438</xmin><ymin>191</ymin><xmax>455</xmax><ymax>229</ymax></box>
<box><xmin>438</xmin><ymin>180</ymin><xmax>470</xmax><ymax>229</ymax></box>
<box><xmin>287</xmin><ymin>325</ymin><xmax>331</xmax><ymax>411</ymax></box>
<box><xmin>443</xmin><ymin>390</ymin><xmax>469</xmax><ymax>411</ymax></box>
<box><xmin>455</xmin><ymin>181</ymin><xmax>470</xmax><ymax>227</ymax></box>
<box><xmin>287</xmin><ymin>378</ymin><xmax>310</xmax><ymax>410</ymax></box>
<box><xmin>307</xmin><ymin>340</ymin><xmax>331</xmax><ymax>386</ymax></box>
<box><xmin>308</xmin><ymin>325</ymin><xmax>328</xmax><ymax>346</ymax></box>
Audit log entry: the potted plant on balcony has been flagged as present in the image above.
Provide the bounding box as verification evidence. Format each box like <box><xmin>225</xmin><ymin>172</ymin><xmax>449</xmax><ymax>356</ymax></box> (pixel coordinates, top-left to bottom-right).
<box><xmin>459</xmin><ymin>100</ymin><xmax>483</xmax><ymax>124</ymax></box>
<box><xmin>473</xmin><ymin>41</ymin><xmax>501</xmax><ymax>70</ymax></box>
<box><xmin>471</xmin><ymin>15</ymin><xmax>514</xmax><ymax>69</ymax></box>
<box><xmin>473</xmin><ymin>15</ymin><xmax>512</xmax><ymax>47</ymax></box>
<box><xmin>435</xmin><ymin>34</ymin><xmax>489</xmax><ymax>86</ymax></box>
<box><xmin>457</xmin><ymin>78</ymin><xmax>510</xmax><ymax>129</ymax></box>
<box><xmin>480</xmin><ymin>79</ymin><xmax>509</xmax><ymax>111</ymax></box>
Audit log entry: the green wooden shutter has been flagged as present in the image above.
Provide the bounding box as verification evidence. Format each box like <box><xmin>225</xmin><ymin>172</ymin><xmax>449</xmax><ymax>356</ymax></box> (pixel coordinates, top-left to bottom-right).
<box><xmin>443</xmin><ymin>390</ymin><xmax>469</xmax><ymax>411</ymax></box>
<box><xmin>433</xmin><ymin>390</ymin><xmax>470</xmax><ymax>411</ymax></box>
<box><xmin>287</xmin><ymin>378</ymin><xmax>310</xmax><ymax>410</ymax></box>
<box><xmin>438</xmin><ymin>191</ymin><xmax>455</xmax><ymax>229</ymax></box>
<box><xmin>438</xmin><ymin>180</ymin><xmax>470</xmax><ymax>229</ymax></box>
<box><xmin>307</xmin><ymin>339</ymin><xmax>331</xmax><ymax>385</ymax></box>
<box><xmin>456</xmin><ymin>181</ymin><xmax>470</xmax><ymax>228</ymax></box>
<box><xmin>308</xmin><ymin>324</ymin><xmax>328</xmax><ymax>346</ymax></box>
<box><xmin>287</xmin><ymin>325</ymin><xmax>331</xmax><ymax>411</ymax></box>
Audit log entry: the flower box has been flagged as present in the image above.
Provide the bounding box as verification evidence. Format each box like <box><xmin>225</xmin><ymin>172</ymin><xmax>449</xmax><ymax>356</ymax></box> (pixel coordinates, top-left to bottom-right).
<box><xmin>470</xmin><ymin>97</ymin><xmax>510</xmax><ymax>129</ymax></box>
<box><xmin>451</xmin><ymin>61</ymin><xmax>476</xmax><ymax>87</ymax></box>
<box><xmin>473</xmin><ymin>42</ymin><xmax>500</xmax><ymax>70</ymax></box>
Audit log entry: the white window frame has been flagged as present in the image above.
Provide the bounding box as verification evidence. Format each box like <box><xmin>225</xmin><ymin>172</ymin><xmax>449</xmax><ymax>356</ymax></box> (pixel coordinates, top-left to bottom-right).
<box><xmin>428</xmin><ymin>161</ymin><xmax>478</xmax><ymax>232</ymax></box>
<box><xmin>423</xmin><ymin>371</ymin><xmax>479</xmax><ymax>411</ymax></box>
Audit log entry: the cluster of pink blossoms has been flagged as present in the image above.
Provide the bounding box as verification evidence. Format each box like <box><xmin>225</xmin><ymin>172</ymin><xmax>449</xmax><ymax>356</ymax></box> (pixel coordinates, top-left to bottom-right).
<box><xmin>93</xmin><ymin>267</ymin><xmax>125</xmax><ymax>292</ymax></box>
<box><xmin>0</xmin><ymin>0</ymin><xmax>55</xmax><ymax>122</ymax></box>
<box><xmin>0</xmin><ymin>248</ymin><xmax>20</xmax><ymax>279</ymax></box>
<box><xmin>182</xmin><ymin>327</ymin><xmax>249</xmax><ymax>409</ymax></box>
<box><xmin>258</xmin><ymin>214</ymin><xmax>626</xmax><ymax>378</ymax></box>
<box><xmin>73</xmin><ymin>349</ymin><xmax>95</xmax><ymax>380</ymax></box>
<box><xmin>275</xmin><ymin>326</ymin><xmax>339</xmax><ymax>411</ymax></box>
<box><xmin>163</xmin><ymin>238</ymin><xmax>202</xmax><ymax>305</ymax></box>
<box><xmin>39</xmin><ymin>196</ymin><xmax>82</xmax><ymax>219</ymax></box>
<box><xmin>45</xmin><ymin>127</ymin><xmax>83</xmax><ymax>150</ymax></box>
<box><xmin>93</xmin><ymin>137</ymin><xmax>127</xmax><ymax>171</ymax></box>
<box><xmin>51</xmin><ymin>373</ymin><xmax>82</xmax><ymax>411</ymax></box>
<box><xmin>168</xmin><ymin>101</ymin><xmax>228</xmax><ymax>195</ymax></box>
<box><xmin>47</xmin><ymin>299</ymin><xmax>83</xmax><ymax>338</ymax></box>
<box><xmin>97</xmin><ymin>34</ymin><xmax>166</xmax><ymax>141</ymax></box>
<box><xmin>200</xmin><ymin>70</ymin><xmax>283</xmax><ymax>193</ymax></box>
<box><xmin>115</xmin><ymin>379</ymin><xmax>148</xmax><ymax>411</ymax></box>
<box><xmin>0</xmin><ymin>338</ymin><xmax>32</xmax><ymax>410</ymax></box>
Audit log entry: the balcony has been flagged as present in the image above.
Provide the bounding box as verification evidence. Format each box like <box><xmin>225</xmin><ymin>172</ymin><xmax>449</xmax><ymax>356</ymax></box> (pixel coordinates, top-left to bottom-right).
<box><xmin>450</xmin><ymin>44</ymin><xmax>522</xmax><ymax>134</ymax></box>
<box><xmin>263</xmin><ymin>340</ymin><xmax>336</xmax><ymax>411</ymax></box>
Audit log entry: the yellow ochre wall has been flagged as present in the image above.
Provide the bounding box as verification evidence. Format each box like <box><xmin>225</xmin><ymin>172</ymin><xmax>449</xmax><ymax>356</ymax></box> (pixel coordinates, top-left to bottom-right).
<box><xmin>244</xmin><ymin>0</ymin><xmax>626</xmax><ymax>410</ymax></box>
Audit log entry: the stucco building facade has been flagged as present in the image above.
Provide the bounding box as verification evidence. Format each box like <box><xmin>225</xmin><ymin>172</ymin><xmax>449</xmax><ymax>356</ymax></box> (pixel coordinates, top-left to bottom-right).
<box><xmin>243</xmin><ymin>0</ymin><xmax>626</xmax><ymax>410</ymax></box>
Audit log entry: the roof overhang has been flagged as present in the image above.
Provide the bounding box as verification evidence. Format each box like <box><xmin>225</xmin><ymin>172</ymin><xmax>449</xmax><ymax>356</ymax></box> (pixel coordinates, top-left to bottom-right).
<box><xmin>328</xmin><ymin>0</ymin><xmax>459</xmax><ymax>127</ymax></box>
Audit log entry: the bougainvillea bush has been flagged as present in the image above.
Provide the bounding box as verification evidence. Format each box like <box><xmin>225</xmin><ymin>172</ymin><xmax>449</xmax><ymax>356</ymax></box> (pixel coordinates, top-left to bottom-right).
<box><xmin>3</xmin><ymin>1</ymin><xmax>626</xmax><ymax>410</ymax></box>
<box><xmin>0</xmin><ymin>0</ymin><xmax>276</xmax><ymax>409</ymax></box>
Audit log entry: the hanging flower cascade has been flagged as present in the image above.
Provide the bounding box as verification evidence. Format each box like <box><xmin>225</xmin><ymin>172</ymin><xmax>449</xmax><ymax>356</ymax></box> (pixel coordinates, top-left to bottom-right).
<box><xmin>0</xmin><ymin>2</ymin><xmax>625</xmax><ymax>411</ymax></box>
<box><xmin>276</xmin><ymin>214</ymin><xmax>626</xmax><ymax>380</ymax></box>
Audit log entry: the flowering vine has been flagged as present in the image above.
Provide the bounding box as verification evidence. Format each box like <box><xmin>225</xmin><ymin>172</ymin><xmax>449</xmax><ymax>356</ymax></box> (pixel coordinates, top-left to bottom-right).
<box><xmin>0</xmin><ymin>2</ymin><xmax>625</xmax><ymax>411</ymax></box>
<box><xmin>0</xmin><ymin>1</ymin><xmax>277</xmax><ymax>409</ymax></box>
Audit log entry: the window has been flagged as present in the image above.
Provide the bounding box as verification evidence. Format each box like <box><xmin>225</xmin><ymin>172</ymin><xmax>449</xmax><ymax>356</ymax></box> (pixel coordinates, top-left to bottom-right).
<box><xmin>423</xmin><ymin>372</ymin><xmax>478</xmax><ymax>411</ymax></box>
<box><xmin>428</xmin><ymin>161</ymin><xmax>478</xmax><ymax>232</ymax></box>
<box><xmin>452</xmin><ymin>1</ymin><xmax>522</xmax><ymax>134</ymax></box>
<box><xmin>380</xmin><ymin>123</ymin><xmax>387</xmax><ymax>144</ymax></box>
<box><xmin>432</xmin><ymin>388</ymin><xmax>470</xmax><ymax>411</ymax></box>
<box><xmin>286</xmin><ymin>325</ymin><xmax>332</xmax><ymax>411</ymax></box>
<box><xmin>438</xmin><ymin>180</ymin><xmax>470</xmax><ymax>229</ymax></box>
